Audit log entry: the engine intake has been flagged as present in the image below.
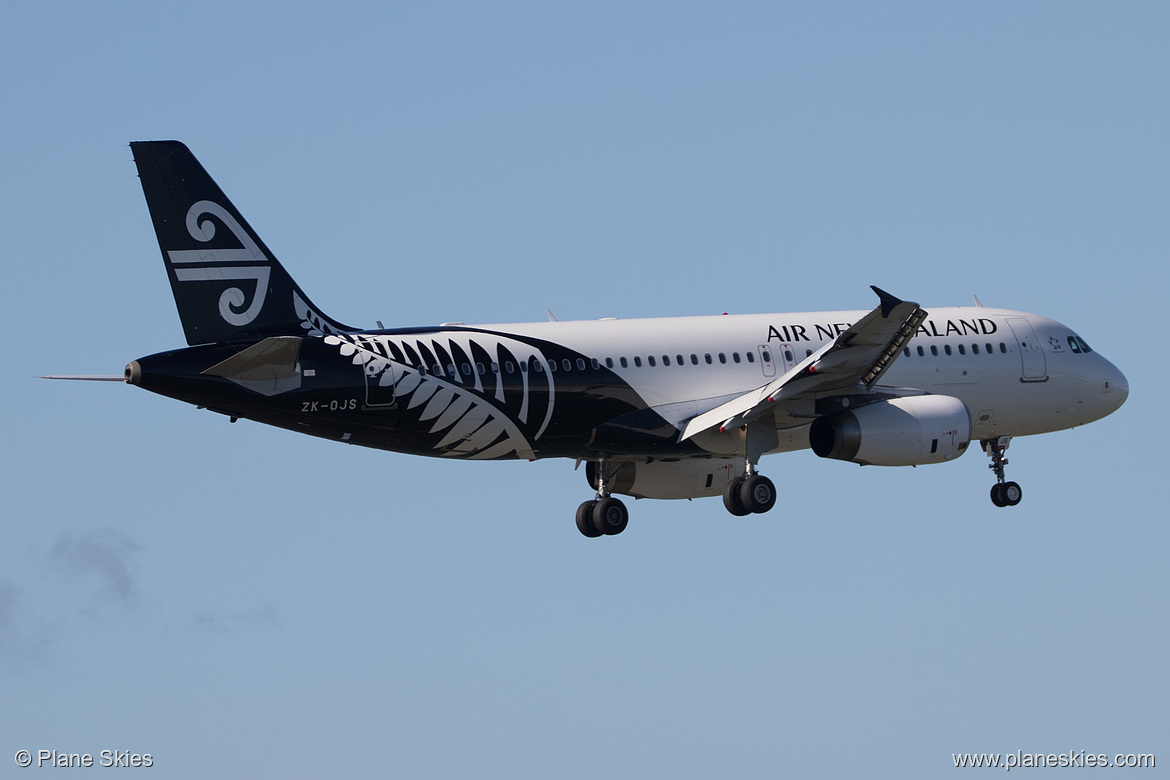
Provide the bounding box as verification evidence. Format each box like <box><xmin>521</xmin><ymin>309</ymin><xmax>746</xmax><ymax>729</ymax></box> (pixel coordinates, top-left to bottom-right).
<box><xmin>809</xmin><ymin>395</ymin><xmax>972</xmax><ymax>466</ymax></box>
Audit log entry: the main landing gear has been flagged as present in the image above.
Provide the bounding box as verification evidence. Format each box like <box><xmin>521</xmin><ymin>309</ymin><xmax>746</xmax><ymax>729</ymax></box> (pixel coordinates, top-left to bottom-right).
<box><xmin>576</xmin><ymin>459</ymin><xmax>629</xmax><ymax>538</ymax></box>
<box><xmin>983</xmin><ymin>436</ymin><xmax>1022</xmax><ymax>507</ymax></box>
<box><xmin>574</xmin><ymin>458</ymin><xmax>777</xmax><ymax>538</ymax></box>
<box><xmin>722</xmin><ymin>467</ymin><xmax>777</xmax><ymax>517</ymax></box>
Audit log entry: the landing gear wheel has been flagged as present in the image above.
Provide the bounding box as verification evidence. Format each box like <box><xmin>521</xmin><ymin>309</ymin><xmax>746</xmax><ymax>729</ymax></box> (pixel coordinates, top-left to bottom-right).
<box><xmin>592</xmin><ymin>497</ymin><xmax>629</xmax><ymax>536</ymax></box>
<box><xmin>576</xmin><ymin>500</ymin><xmax>602</xmax><ymax>537</ymax></box>
<box><xmin>1002</xmin><ymin>481</ymin><xmax>1022</xmax><ymax>506</ymax></box>
<box><xmin>990</xmin><ymin>484</ymin><xmax>1007</xmax><ymax>507</ymax></box>
<box><xmin>740</xmin><ymin>475</ymin><xmax>777</xmax><ymax>514</ymax></box>
<box><xmin>990</xmin><ymin>482</ymin><xmax>1023</xmax><ymax>507</ymax></box>
<box><xmin>723</xmin><ymin>477</ymin><xmax>751</xmax><ymax>516</ymax></box>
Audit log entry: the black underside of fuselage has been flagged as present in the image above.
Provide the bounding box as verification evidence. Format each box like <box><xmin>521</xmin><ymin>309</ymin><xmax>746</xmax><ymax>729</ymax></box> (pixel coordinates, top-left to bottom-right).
<box><xmin>128</xmin><ymin>330</ymin><xmax>708</xmax><ymax>461</ymax></box>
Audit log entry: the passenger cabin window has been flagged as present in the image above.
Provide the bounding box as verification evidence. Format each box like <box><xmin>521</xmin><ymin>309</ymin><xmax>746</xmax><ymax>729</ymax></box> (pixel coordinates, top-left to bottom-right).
<box><xmin>704</xmin><ymin>354</ymin><xmax>713</xmax><ymax>365</ymax></box>
<box><xmin>930</xmin><ymin>345</ymin><xmax>938</xmax><ymax>356</ymax></box>
<box><xmin>620</xmin><ymin>357</ymin><xmax>628</xmax><ymax>368</ymax></box>
<box><xmin>663</xmin><ymin>355</ymin><xmax>671</xmax><ymax>366</ymax></box>
<box><xmin>733</xmin><ymin>352</ymin><xmax>741</xmax><ymax>363</ymax></box>
<box><xmin>648</xmin><ymin>356</ymin><xmax>656</xmax><ymax>367</ymax></box>
<box><xmin>746</xmin><ymin>352</ymin><xmax>755</xmax><ymax>363</ymax></box>
<box><xmin>633</xmin><ymin>356</ymin><xmax>642</xmax><ymax>367</ymax></box>
<box><xmin>690</xmin><ymin>354</ymin><xmax>699</xmax><ymax>365</ymax></box>
<box><xmin>784</xmin><ymin>349</ymin><xmax>794</xmax><ymax>362</ymax></box>
<box><xmin>718</xmin><ymin>353</ymin><xmax>727</xmax><ymax>364</ymax></box>
<box><xmin>606</xmin><ymin>357</ymin><xmax>614</xmax><ymax>369</ymax></box>
<box><xmin>676</xmin><ymin>354</ymin><xmax>684</xmax><ymax>365</ymax></box>
<box><xmin>958</xmin><ymin>344</ymin><xmax>966</xmax><ymax>355</ymax></box>
<box><xmin>972</xmin><ymin>344</ymin><xmax>980</xmax><ymax>354</ymax></box>
<box><xmin>916</xmin><ymin>346</ymin><xmax>925</xmax><ymax>357</ymax></box>
<box><xmin>944</xmin><ymin>345</ymin><xmax>952</xmax><ymax>356</ymax></box>
<box><xmin>999</xmin><ymin>342</ymin><xmax>1007</xmax><ymax>353</ymax></box>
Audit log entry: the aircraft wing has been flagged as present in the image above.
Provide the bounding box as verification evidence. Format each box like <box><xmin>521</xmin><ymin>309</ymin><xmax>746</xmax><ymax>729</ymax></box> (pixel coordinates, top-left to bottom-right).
<box><xmin>679</xmin><ymin>287</ymin><xmax>927</xmax><ymax>441</ymax></box>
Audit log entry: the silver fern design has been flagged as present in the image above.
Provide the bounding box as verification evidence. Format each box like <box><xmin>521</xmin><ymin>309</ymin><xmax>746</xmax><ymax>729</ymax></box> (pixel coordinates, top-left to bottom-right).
<box><xmin>322</xmin><ymin>331</ymin><xmax>557</xmax><ymax>460</ymax></box>
<box><xmin>294</xmin><ymin>292</ymin><xmax>347</xmax><ymax>338</ymax></box>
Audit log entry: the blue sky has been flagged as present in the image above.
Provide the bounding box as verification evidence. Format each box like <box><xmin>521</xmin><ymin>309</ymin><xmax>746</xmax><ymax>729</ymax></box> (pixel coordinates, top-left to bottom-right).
<box><xmin>2</xmin><ymin>3</ymin><xmax>1165</xmax><ymax>777</ymax></box>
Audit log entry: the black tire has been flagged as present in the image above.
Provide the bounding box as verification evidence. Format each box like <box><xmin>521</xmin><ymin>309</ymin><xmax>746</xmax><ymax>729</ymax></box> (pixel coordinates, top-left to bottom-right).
<box><xmin>1002</xmin><ymin>481</ymin><xmax>1022</xmax><ymax>506</ymax></box>
<box><xmin>739</xmin><ymin>475</ymin><xmax>777</xmax><ymax>514</ymax></box>
<box><xmin>990</xmin><ymin>484</ymin><xmax>1006</xmax><ymax>507</ymax></box>
<box><xmin>576</xmin><ymin>500</ymin><xmax>602</xmax><ymax>537</ymax></box>
<box><xmin>723</xmin><ymin>477</ymin><xmax>751</xmax><ymax>516</ymax></box>
<box><xmin>592</xmin><ymin>497</ymin><xmax>629</xmax><ymax>535</ymax></box>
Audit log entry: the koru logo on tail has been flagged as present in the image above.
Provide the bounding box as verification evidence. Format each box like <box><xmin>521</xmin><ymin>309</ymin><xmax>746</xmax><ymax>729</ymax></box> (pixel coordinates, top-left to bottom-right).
<box><xmin>166</xmin><ymin>200</ymin><xmax>270</xmax><ymax>326</ymax></box>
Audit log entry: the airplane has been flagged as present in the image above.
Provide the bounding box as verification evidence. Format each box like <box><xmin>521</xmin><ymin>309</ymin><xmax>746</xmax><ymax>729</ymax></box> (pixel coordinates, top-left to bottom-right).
<box><xmin>49</xmin><ymin>141</ymin><xmax>1129</xmax><ymax>538</ymax></box>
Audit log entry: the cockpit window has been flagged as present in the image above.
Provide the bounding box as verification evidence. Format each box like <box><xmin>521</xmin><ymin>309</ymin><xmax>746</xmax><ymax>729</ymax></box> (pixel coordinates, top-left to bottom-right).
<box><xmin>1068</xmin><ymin>335</ymin><xmax>1093</xmax><ymax>354</ymax></box>
<box><xmin>1078</xmin><ymin>336</ymin><xmax>1093</xmax><ymax>353</ymax></box>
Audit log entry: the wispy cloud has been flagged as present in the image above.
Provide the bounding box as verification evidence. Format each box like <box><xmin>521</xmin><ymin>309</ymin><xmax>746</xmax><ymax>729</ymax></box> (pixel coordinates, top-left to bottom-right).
<box><xmin>48</xmin><ymin>528</ymin><xmax>140</xmax><ymax>610</ymax></box>
<box><xmin>192</xmin><ymin>604</ymin><xmax>281</xmax><ymax>635</ymax></box>
<box><xmin>1</xmin><ymin>529</ymin><xmax>145</xmax><ymax>673</ymax></box>
<box><xmin>0</xmin><ymin>579</ymin><xmax>54</xmax><ymax>671</ymax></box>
<box><xmin>0</xmin><ymin>579</ymin><xmax>25</xmax><ymax>662</ymax></box>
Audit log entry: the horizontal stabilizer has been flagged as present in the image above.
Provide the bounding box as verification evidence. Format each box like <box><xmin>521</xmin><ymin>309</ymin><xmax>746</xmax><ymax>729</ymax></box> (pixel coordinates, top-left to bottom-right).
<box><xmin>202</xmin><ymin>336</ymin><xmax>303</xmax><ymax>396</ymax></box>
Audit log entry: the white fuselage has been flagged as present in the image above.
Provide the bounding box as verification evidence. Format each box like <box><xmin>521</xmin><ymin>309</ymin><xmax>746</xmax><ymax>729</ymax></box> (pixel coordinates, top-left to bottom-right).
<box><xmin>469</xmin><ymin>305</ymin><xmax>1127</xmax><ymax>457</ymax></box>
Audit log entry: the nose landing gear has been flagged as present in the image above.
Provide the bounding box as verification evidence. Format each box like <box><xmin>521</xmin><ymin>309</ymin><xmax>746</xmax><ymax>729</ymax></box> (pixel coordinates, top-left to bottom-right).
<box><xmin>983</xmin><ymin>436</ymin><xmax>1022</xmax><ymax>507</ymax></box>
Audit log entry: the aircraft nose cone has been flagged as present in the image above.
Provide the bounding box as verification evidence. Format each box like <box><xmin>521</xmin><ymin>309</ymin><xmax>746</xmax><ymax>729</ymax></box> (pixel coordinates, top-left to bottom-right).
<box><xmin>1110</xmin><ymin>370</ymin><xmax>1129</xmax><ymax>410</ymax></box>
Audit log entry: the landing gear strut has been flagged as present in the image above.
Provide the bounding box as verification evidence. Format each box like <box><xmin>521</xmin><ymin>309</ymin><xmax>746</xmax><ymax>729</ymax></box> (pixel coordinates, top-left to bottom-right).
<box><xmin>982</xmin><ymin>436</ymin><xmax>1022</xmax><ymax>507</ymax></box>
<box><xmin>722</xmin><ymin>464</ymin><xmax>777</xmax><ymax>516</ymax></box>
<box><xmin>576</xmin><ymin>459</ymin><xmax>629</xmax><ymax>538</ymax></box>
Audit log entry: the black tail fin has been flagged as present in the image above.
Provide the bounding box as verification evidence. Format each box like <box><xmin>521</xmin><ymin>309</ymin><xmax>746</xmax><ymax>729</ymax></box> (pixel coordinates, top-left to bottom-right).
<box><xmin>131</xmin><ymin>141</ymin><xmax>353</xmax><ymax>345</ymax></box>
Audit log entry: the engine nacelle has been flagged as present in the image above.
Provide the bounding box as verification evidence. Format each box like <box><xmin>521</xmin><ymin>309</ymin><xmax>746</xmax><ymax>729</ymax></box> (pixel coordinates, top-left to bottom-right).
<box><xmin>809</xmin><ymin>395</ymin><xmax>972</xmax><ymax>467</ymax></box>
<box><xmin>587</xmin><ymin>458</ymin><xmax>746</xmax><ymax>500</ymax></box>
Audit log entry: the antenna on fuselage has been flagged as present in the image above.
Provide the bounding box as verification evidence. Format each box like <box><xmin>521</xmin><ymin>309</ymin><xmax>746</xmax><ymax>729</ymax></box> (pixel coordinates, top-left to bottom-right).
<box><xmin>973</xmin><ymin>294</ymin><xmax>984</xmax><ymax>308</ymax></box>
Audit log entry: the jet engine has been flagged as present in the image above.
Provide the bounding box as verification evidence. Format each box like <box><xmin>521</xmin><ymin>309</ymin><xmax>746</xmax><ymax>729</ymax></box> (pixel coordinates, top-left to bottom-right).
<box><xmin>586</xmin><ymin>458</ymin><xmax>746</xmax><ymax>500</ymax></box>
<box><xmin>809</xmin><ymin>395</ymin><xmax>972</xmax><ymax>467</ymax></box>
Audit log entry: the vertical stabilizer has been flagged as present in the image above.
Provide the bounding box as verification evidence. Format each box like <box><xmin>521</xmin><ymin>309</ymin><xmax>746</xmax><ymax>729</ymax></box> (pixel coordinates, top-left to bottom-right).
<box><xmin>131</xmin><ymin>141</ymin><xmax>353</xmax><ymax>345</ymax></box>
